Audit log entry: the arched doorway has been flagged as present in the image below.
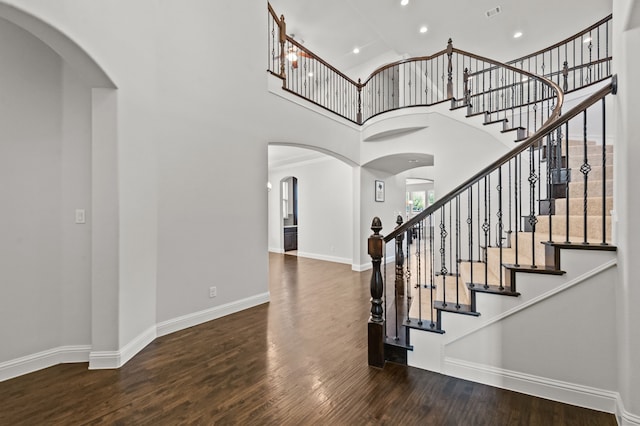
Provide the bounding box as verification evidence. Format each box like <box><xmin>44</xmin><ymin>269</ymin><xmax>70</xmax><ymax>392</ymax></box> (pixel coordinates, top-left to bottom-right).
<box><xmin>281</xmin><ymin>176</ymin><xmax>298</xmax><ymax>253</ymax></box>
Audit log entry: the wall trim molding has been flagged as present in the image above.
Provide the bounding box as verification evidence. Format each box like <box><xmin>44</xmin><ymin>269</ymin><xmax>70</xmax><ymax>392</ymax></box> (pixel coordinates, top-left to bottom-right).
<box><xmin>156</xmin><ymin>292</ymin><xmax>270</xmax><ymax>337</ymax></box>
<box><xmin>89</xmin><ymin>325</ymin><xmax>157</xmax><ymax>370</ymax></box>
<box><xmin>444</xmin><ymin>357</ymin><xmax>619</xmax><ymax>415</ymax></box>
<box><xmin>0</xmin><ymin>345</ymin><xmax>91</xmax><ymax>382</ymax></box>
<box><xmin>616</xmin><ymin>394</ymin><xmax>640</xmax><ymax>426</ymax></box>
<box><xmin>296</xmin><ymin>251</ymin><xmax>351</xmax><ymax>265</ymax></box>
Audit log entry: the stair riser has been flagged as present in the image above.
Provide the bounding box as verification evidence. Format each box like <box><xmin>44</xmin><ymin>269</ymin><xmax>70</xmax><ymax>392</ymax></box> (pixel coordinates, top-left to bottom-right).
<box><xmin>554</xmin><ymin>197</ymin><xmax>613</xmax><ymax>216</ymax></box>
<box><xmin>567</xmin><ymin>144</ymin><xmax>613</xmax><ymax>157</ymax></box>
<box><xmin>568</xmin><ymin>180</ymin><xmax>613</xmax><ymax>198</ymax></box>
<box><xmin>567</xmin><ymin>155</ymin><xmax>613</xmax><ymax>168</ymax></box>
<box><xmin>536</xmin><ymin>216</ymin><xmax>611</xmax><ymax>243</ymax></box>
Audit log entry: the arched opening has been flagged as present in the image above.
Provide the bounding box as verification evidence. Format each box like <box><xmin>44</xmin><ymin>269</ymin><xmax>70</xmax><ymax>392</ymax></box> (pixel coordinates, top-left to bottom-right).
<box><xmin>0</xmin><ymin>3</ymin><xmax>118</xmax><ymax>378</ymax></box>
<box><xmin>268</xmin><ymin>144</ymin><xmax>354</xmax><ymax>265</ymax></box>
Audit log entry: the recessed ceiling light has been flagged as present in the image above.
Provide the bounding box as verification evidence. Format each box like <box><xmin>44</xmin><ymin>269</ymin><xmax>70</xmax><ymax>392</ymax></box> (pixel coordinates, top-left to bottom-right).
<box><xmin>583</xmin><ymin>37</ymin><xmax>592</xmax><ymax>43</ymax></box>
<box><xmin>401</xmin><ymin>0</ymin><xmax>409</xmax><ymax>5</ymax></box>
<box><xmin>353</xmin><ymin>47</ymin><xmax>360</xmax><ymax>54</ymax></box>
<box><xmin>408</xmin><ymin>159</ymin><xmax>420</xmax><ymax>163</ymax></box>
<box><xmin>513</xmin><ymin>31</ymin><xmax>523</xmax><ymax>38</ymax></box>
<box><xmin>419</xmin><ymin>26</ymin><xmax>428</xmax><ymax>33</ymax></box>
<box><xmin>308</xmin><ymin>72</ymin><xmax>314</xmax><ymax>77</ymax></box>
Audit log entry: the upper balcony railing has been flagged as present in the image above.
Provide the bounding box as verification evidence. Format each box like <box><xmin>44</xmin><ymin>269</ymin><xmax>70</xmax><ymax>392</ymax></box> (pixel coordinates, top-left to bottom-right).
<box><xmin>268</xmin><ymin>4</ymin><xmax>611</xmax><ymax>130</ymax></box>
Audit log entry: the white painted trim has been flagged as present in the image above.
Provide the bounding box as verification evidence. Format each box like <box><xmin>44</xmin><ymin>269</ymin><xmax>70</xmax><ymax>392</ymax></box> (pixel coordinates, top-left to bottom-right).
<box><xmin>0</xmin><ymin>345</ymin><xmax>91</xmax><ymax>382</ymax></box>
<box><xmin>444</xmin><ymin>258</ymin><xmax>618</xmax><ymax>346</ymax></box>
<box><xmin>352</xmin><ymin>255</ymin><xmax>395</xmax><ymax>272</ymax></box>
<box><xmin>269</xmin><ymin>247</ymin><xmax>284</xmax><ymax>254</ymax></box>
<box><xmin>89</xmin><ymin>325</ymin><xmax>157</xmax><ymax>370</ymax></box>
<box><xmin>617</xmin><ymin>394</ymin><xmax>640</xmax><ymax>426</ymax></box>
<box><xmin>296</xmin><ymin>251</ymin><xmax>351</xmax><ymax>265</ymax></box>
<box><xmin>445</xmin><ymin>357</ymin><xmax>619</xmax><ymax>415</ymax></box>
<box><xmin>156</xmin><ymin>292</ymin><xmax>270</xmax><ymax>337</ymax></box>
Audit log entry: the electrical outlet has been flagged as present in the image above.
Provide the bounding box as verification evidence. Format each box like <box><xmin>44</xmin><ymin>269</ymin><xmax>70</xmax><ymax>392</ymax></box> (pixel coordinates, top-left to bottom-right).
<box><xmin>209</xmin><ymin>286</ymin><xmax>217</xmax><ymax>298</ymax></box>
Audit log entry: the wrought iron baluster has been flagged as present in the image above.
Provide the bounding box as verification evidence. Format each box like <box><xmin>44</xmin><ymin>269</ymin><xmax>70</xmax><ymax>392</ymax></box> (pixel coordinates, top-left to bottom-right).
<box><xmin>497</xmin><ymin>166</ymin><xmax>504</xmax><ymax>290</ymax></box>
<box><xmin>528</xmin><ymin>145</ymin><xmax>538</xmax><ymax>267</ymax></box>
<box><xmin>581</xmin><ymin>110</ymin><xmax>591</xmax><ymax>243</ymax></box>
<box><xmin>440</xmin><ymin>206</ymin><xmax>448</xmax><ymax>307</ymax></box>
<box><xmin>601</xmin><ymin>98</ymin><xmax>608</xmax><ymax>245</ymax></box>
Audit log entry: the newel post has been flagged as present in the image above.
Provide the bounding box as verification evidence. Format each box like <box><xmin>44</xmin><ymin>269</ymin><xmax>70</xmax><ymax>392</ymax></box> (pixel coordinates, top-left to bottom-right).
<box><xmin>368</xmin><ymin>217</ymin><xmax>385</xmax><ymax>368</ymax></box>
<box><xmin>394</xmin><ymin>215</ymin><xmax>405</xmax><ymax>297</ymax></box>
<box><xmin>357</xmin><ymin>78</ymin><xmax>363</xmax><ymax>124</ymax></box>
<box><xmin>278</xmin><ymin>15</ymin><xmax>287</xmax><ymax>80</ymax></box>
<box><xmin>446</xmin><ymin>38</ymin><xmax>453</xmax><ymax>98</ymax></box>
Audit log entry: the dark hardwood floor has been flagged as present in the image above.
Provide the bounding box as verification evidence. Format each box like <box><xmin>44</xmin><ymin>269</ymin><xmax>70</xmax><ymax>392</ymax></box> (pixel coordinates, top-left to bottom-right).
<box><xmin>0</xmin><ymin>254</ymin><xmax>615</xmax><ymax>425</ymax></box>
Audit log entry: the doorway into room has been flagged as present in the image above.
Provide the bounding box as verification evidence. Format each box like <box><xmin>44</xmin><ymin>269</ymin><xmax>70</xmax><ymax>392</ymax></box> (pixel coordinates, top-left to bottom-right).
<box><xmin>281</xmin><ymin>176</ymin><xmax>298</xmax><ymax>254</ymax></box>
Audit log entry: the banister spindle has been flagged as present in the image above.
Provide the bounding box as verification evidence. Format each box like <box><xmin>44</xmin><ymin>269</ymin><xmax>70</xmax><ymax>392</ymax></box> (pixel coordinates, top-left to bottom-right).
<box><xmin>368</xmin><ymin>217</ymin><xmax>385</xmax><ymax>367</ymax></box>
<box><xmin>278</xmin><ymin>15</ymin><xmax>287</xmax><ymax>80</ymax></box>
<box><xmin>562</xmin><ymin>61</ymin><xmax>569</xmax><ymax>92</ymax></box>
<box><xmin>357</xmin><ymin>78</ymin><xmax>363</xmax><ymax>124</ymax></box>
<box><xmin>395</xmin><ymin>215</ymin><xmax>405</xmax><ymax>297</ymax></box>
<box><xmin>447</xmin><ymin>39</ymin><xmax>453</xmax><ymax>98</ymax></box>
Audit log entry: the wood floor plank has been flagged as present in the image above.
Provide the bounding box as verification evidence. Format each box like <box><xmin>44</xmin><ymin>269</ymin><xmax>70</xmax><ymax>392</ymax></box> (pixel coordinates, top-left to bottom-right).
<box><xmin>0</xmin><ymin>253</ymin><xmax>616</xmax><ymax>425</ymax></box>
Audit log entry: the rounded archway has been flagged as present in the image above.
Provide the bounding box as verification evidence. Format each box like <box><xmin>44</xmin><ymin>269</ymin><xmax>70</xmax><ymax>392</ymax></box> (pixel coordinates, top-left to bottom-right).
<box><xmin>0</xmin><ymin>3</ymin><xmax>119</xmax><ymax>378</ymax></box>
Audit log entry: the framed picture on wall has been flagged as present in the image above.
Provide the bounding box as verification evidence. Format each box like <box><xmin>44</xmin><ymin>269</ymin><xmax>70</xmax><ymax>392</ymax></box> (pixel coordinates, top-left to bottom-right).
<box><xmin>375</xmin><ymin>180</ymin><xmax>385</xmax><ymax>202</ymax></box>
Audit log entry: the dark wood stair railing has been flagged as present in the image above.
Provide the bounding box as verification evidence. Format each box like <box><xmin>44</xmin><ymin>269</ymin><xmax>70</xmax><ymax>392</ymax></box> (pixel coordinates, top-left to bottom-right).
<box><xmin>268</xmin><ymin>4</ymin><xmax>612</xmax><ymax>128</ymax></box>
<box><xmin>367</xmin><ymin>77</ymin><xmax>617</xmax><ymax>368</ymax></box>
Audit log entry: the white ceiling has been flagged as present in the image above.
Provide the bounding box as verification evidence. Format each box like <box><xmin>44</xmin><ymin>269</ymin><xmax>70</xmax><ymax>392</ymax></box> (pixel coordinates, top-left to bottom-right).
<box><xmin>269</xmin><ymin>0</ymin><xmax>612</xmax><ymax>80</ymax></box>
<box><xmin>267</xmin><ymin>0</ymin><xmax>613</xmax><ymax>175</ymax></box>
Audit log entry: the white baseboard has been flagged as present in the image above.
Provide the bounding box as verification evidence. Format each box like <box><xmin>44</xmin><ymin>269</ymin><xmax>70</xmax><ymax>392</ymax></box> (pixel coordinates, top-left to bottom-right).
<box><xmin>0</xmin><ymin>345</ymin><xmax>91</xmax><ymax>382</ymax></box>
<box><xmin>296</xmin><ymin>251</ymin><xmax>351</xmax><ymax>265</ymax></box>
<box><xmin>445</xmin><ymin>357</ymin><xmax>619</xmax><ymax>415</ymax></box>
<box><xmin>89</xmin><ymin>325</ymin><xmax>157</xmax><ymax>370</ymax></box>
<box><xmin>352</xmin><ymin>255</ymin><xmax>395</xmax><ymax>272</ymax></box>
<box><xmin>617</xmin><ymin>394</ymin><xmax>640</xmax><ymax>426</ymax></box>
<box><xmin>269</xmin><ymin>247</ymin><xmax>284</xmax><ymax>254</ymax></box>
<box><xmin>156</xmin><ymin>292</ymin><xmax>270</xmax><ymax>337</ymax></box>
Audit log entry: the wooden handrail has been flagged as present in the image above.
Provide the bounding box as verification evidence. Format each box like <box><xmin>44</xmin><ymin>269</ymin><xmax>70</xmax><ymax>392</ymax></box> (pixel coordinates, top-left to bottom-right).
<box><xmin>284</xmin><ymin>36</ymin><xmax>360</xmax><ymax>87</ymax></box>
<box><xmin>382</xmin><ymin>77</ymin><xmax>615</xmax><ymax>243</ymax></box>
<box><xmin>508</xmin><ymin>14</ymin><xmax>612</xmax><ymax>66</ymax></box>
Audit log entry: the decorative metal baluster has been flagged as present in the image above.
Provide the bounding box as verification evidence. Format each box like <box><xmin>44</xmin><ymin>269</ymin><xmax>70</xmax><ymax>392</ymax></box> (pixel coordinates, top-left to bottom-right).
<box><xmin>507</xmin><ymin>159</ymin><xmax>513</xmax><ymax>247</ymax></box>
<box><xmin>497</xmin><ymin>166</ymin><xmax>504</xmax><ymax>290</ymax></box>
<box><xmin>394</xmin><ymin>215</ymin><xmax>405</xmax><ymax>297</ymax></box>
<box><xmin>562</xmin><ymin>61</ymin><xmax>569</xmax><ymax>92</ymax></box>
<box><xmin>528</xmin><ymin>145</ymin><xmax>538</xmax><ymax>267</ymax></box>
<box><xmin>449</xmin><ymin>199</ymin><xmax>453</xmax><ymax>275</ymax></box>
<box><xmin>602</xmin><ymin>98</ymin><xmax>608</xmax><ymax>245</ymax></box>
<box><xmin>581</xmin><ymin>110</ymin><xmax>591</xmax><ymax>243</ymax></box>
<box><xmin>405</xmin><ymin>224</ymin><xmax>412</xmax><ymax>324</ymax></box>
<box><xmin>429</xmin><ymin>214</ymin><xmax>435</xmax><ymax>328</ymax></box>
<box><xmin>446</xmin><ymin>39</ymin><xmax>453</xmax><ymax>98</ymax></box>
<box><xmin>547</xmin><ymin>134</ymin><xmax>554</xmax><ymax>243</ymax></box>
<box><xmin>514</xmin><ymin>155</ymin><xmax>520</xmax><ymax>266</ymax></box>
<box><xmin>440</xmin><ymin>206</ymin><xmax>448</xmax><ymax>307</ymax></box>
<box><xmin>483</xmin><ymin>177</ymin><xmax>489</xmax><ymax>289</ymax></box>
<box><xmin>565</xmin><ymin>122</ymin><xmax>571</xmax><ymax>242</ymax></box>
<box><xmin>468</xmin><ymin>186</ymin><xmax>474</xmax><ymax>288</ymax></box>
<box><xmin>417</xmin><ymin>219</ymin><xmax>423</xmax><ymax>326</ymax></box>
<box><xmin>455</xmin><ymin>195</ymin><xmax>461</xmax><ymax>309</ymax></box>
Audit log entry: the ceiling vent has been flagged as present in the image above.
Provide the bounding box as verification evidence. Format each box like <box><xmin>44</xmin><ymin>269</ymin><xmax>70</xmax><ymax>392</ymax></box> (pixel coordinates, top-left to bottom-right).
<box><xmin>485</xmin><ymin>6</ymin><xmax>502</xmax><ymax>18</ymax></box>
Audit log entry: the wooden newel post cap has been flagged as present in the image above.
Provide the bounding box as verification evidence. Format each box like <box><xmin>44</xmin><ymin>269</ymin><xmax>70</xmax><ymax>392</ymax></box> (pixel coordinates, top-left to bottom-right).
<box><xmin>368</xmin><ymin>217</ymin><xmax>383</xmax><ymax>258</ymax></box>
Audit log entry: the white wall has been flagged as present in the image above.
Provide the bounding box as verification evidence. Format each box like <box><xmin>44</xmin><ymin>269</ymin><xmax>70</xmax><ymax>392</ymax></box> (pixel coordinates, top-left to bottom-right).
<box><xmin>613</xmin><ymin>0</ymin><xmax>640</xmax><ymax>419</ymax></box>
<box><xmin>0</xmin><ymin>17</ymin><xmax>92</xmax><ymax>362</ymax></box>
<box><xmin>268</xmin><ymin>153</ymin><xmax>353</xmax><ymax>264</ymax></box>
